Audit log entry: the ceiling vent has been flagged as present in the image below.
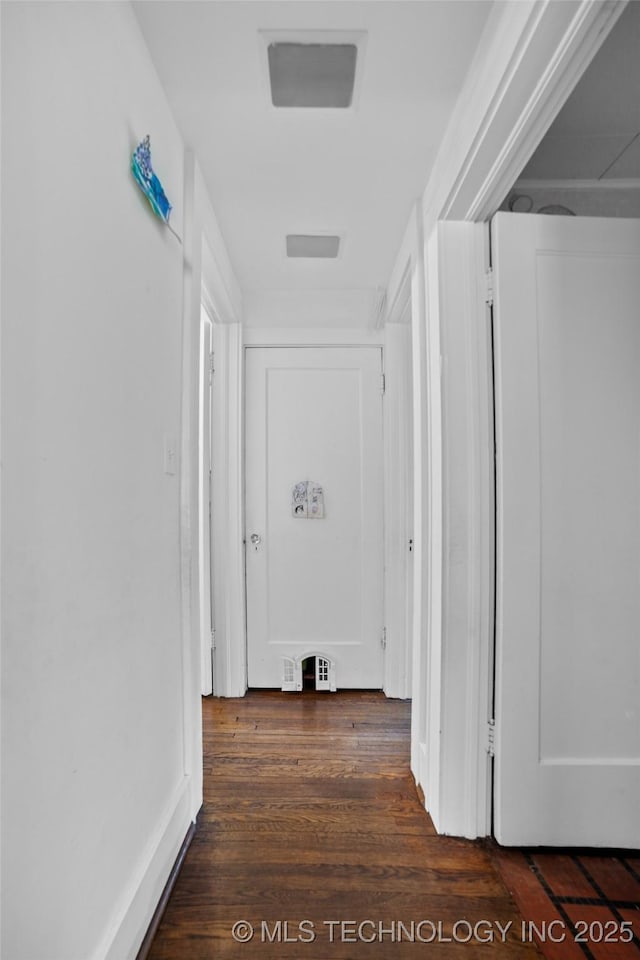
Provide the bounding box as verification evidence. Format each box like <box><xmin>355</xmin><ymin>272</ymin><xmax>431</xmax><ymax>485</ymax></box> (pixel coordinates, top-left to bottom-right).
<box><xmin>286</xmin><ymin>235</ymin><xmax>340</xmax><ymax>259</ymax></box>
<box><xmin>268</xmin><ymin>42</ymin><xmax>357</xmax><ymax>108</ymax></box>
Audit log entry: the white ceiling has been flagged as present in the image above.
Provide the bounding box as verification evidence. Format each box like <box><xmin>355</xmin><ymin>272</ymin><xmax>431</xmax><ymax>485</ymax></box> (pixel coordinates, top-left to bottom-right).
<box><xmin>521</xmin><ymin>0</ymin><xmax>640</xmax><ymax>181</ymax></box>
<box><xmin>133</xmin><ymin>1</ymin><xmax>492</xmax><ymax>324</ymax></box>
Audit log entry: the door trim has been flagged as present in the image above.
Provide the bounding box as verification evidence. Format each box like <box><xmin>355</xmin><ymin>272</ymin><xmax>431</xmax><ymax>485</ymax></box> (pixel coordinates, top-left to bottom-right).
<box><xmin>211</xmin><ymin>320</ymin><xmax>246</xmax><ymax>697</ymax></box>
<box><xmin>429</xmin><ymin>0</ymin><xmax>627</xmax><ymax>226</ymax></box>
<box><xmin>199</xmin><ymin>304</ymin><xmax>214</xmax><ymax>696</ymax></box>
<box><xmin>382</xmin><ymin>323</ymin><xmax>413</xmax><ymax>700</ymax></box>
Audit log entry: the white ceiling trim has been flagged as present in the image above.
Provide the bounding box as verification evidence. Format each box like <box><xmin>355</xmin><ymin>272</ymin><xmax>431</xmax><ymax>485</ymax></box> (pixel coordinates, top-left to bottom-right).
<box><xmin>427</xmin><ymin>0</ymin><xmax>628</xmax><ymax>224</ymax></box>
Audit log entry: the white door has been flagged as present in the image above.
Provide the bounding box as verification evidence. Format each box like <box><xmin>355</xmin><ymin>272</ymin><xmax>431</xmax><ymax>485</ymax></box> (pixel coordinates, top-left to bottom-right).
<box><xmin>245</xmin><ymin>347</ymin><xmax>384</xmax><ymax>689</ymax></box>
<box><xmin>492</xmin><ymin>212</ymin><xmax>640</xmax><ymax>847</ymax></box>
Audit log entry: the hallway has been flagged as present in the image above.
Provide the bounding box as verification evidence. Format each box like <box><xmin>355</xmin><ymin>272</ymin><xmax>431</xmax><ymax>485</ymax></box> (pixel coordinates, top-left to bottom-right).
<box><xmin>145</xmin><ymin>692</ymin><xmax>537</xmax><ymax>959</ymax></box>
<box><xmin>4</xmin><ymin>4</ymin><xmax>640</xmax><ymax>957</ymax></box>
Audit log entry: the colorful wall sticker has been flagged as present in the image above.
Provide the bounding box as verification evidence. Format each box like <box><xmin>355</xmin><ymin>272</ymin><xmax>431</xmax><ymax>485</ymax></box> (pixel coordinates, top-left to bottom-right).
<box><xmin>131</xmin><ymin>135</ymin><xmax>180</xmax><ymax>242</ymax></box>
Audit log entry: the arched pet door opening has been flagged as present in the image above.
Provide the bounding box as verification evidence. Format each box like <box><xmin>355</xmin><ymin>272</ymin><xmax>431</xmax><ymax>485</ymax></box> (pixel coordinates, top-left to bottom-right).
<box><xmin>281</xmin><ymin>654</ymin><xmax>336</xmax><ymax>692</ymax></box>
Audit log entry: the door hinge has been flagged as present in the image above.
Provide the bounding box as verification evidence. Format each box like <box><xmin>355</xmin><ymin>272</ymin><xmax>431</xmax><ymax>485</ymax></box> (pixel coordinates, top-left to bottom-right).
<box><xmin>487</xmin><ymin>718</ymin><xmax>496</xmax><ymax>757</ymax></box>
<box><xmin>484</xmin><ymin>268</ymin><xmax>494</xmax><ymax>307</ymax></box>
<box><xmin>381</xmin><ymin>626</ymin><xmax>387</xmax><ymax>650</ymax></box>
<box><xmin>211</xmin><ymin>628</ymin><xmax>216</xmax><ymax>652</ymax></box>
<box><xmin>381</xmin><ymin>373</ymin><xmax>386</xmax><ymax>395</ymax></box>
<box><xmin>209</xmin><ymin>351</ymin><xmax>215</xmax><ymax>383</ymax></box>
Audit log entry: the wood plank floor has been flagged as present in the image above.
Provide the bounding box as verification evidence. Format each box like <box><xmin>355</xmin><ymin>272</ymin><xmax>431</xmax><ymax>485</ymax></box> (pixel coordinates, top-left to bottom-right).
<box><xmin>147</xmin><ymin>691</ymin><xmax>540</xmax><ymax>958</ymax></box>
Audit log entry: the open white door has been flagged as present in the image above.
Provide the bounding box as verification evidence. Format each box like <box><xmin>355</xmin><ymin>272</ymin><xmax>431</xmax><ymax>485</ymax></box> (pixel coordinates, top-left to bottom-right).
<box><xmin>493</xmin><ymin>212</ymin><xmax>640</xmax><ymax>847</ymax></box>
<box><xmin>245</xmin><ymin>347</ymin><xmax>384</xmax><ymax>690</ymax></box>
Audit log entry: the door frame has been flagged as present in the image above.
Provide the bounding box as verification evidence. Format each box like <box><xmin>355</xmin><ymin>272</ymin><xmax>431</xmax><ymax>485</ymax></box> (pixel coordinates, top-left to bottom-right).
<box><xmin>241</xmin><ymin>328</ymin><xmax>412</xmax><ymax>697</ymax></box>
<box><xmin>198</xmin><ymin>303</ymin><xmax>214</xmax><ymax>696</ymax></box>
<box><xmin>384</xmin><ymin>0</ymin><xmax>627</xmax><ymax>838</ymax></box>
<box><xmin>243</xmin><ymin>343</ymin><xmax>387</xmax><ymax>692</ymax></box>
<box><xmin>383</xmin><ymin>305</ymin><xmax>414</xmax><ymax>700</ymax></box>
<box><xmin>209</xmin><ymin>314</ymin><xmax>245</xmax><ymax>697</ymax></box>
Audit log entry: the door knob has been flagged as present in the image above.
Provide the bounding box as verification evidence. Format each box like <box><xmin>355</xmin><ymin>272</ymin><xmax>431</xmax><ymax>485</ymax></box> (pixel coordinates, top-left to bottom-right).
<box><xmin>250</xmin><ymin>533</ymin><xmax>262</xmax><ymax>545</ymax></box>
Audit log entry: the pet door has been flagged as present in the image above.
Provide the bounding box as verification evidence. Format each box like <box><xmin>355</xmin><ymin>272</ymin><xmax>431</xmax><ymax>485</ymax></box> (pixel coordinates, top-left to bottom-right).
<box><xmin>281</xmin><ymin>654</ymin><xmax>336</xmax><ymax>692</ymax></box>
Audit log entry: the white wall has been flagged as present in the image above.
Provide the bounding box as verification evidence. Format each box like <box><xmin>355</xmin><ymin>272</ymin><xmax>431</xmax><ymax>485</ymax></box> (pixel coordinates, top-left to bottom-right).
<box><xmin>1</xmin><ymin>4</ymin><xmax>199</xmax><ymax>958</ymax></box>
<box><xmin>243</xmin><ymin>289</ymin><xmax>381</xmax><ymax>329</ymax></box>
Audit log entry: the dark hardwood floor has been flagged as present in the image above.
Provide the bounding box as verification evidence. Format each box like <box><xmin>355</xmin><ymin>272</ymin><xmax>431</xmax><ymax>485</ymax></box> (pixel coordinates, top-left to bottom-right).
<box><xmin>146</xmin><ymin>691</ymin><xmax>539</xmax><ymax>958</ymax></box>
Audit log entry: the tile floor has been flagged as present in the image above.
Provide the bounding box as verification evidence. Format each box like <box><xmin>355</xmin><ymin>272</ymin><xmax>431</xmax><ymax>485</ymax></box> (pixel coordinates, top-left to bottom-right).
<box><xmin>492</xmin><ymin>847</ymin><xmax>640</xmax><ymax>960</ymax></box>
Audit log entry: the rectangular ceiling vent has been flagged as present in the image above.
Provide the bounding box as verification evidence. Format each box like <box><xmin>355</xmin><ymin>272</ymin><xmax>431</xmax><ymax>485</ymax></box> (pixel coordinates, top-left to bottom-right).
<box><xmin>268</xmin><ymin>42</ymin><xmax>357</xmax><ymax>108</ymax></box>
<box><xmin>286</xmin><ymin>235</ymin><xmax>340</xmax><ymax>259</ymax></box>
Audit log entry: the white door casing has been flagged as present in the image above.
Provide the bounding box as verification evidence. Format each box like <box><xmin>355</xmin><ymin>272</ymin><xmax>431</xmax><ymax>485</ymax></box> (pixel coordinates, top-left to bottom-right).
<box><xmin>493</xmin><ymin>212</ymin><xmax>640</xmax><ymax>847</ymax></box>
<box><xmin>198</xmin><ymin>307</ymin><xmax>214</xmax><ymax>696</ymax></box>
<box><xmin>383</xmin><ymin>319</ymin><xmax>414</xmax><ymax>701</ymax></box>
<box><xmin>245</xmin><ymin>347</ymin><xmax>385</xmax><ymax>689</ymax></box>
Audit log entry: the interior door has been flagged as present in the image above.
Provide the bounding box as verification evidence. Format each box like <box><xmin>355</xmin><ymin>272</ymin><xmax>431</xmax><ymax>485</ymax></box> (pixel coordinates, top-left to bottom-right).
<box><xmin>492</xmin><ymin>212</ymin><xmax>640</xmax><ymax>847</ymax></box>
<box><xmin>245</xmin><ymin>346</ymin><xmax>384</xmax><ymax>689</ymax></box>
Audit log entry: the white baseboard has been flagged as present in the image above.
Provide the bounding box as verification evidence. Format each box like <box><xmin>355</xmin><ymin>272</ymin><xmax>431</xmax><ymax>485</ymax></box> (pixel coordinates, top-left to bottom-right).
<box><xmin>93</xmin><ymin>776</ymin><xmax>193</xmax><ymax>960</ymax></box>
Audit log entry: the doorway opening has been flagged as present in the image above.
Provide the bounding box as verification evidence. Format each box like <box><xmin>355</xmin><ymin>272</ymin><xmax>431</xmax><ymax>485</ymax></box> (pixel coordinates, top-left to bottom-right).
<box><xmin>301</xmin><ymin>657</ymin><xmax>316</xmax><ymax>690</ymax></box>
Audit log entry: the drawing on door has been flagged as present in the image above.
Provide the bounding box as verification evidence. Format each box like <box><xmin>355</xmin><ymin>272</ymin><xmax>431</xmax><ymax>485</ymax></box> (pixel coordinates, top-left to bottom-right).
<box><xmin>291</xmin><ymin>480</ymin><xmax>324</xmax><ymax>519</ymax></box>
<box><xmin>245</xmin><ymin>347</ymin><xmax>385</xmax><ymax>690</ymax></box>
